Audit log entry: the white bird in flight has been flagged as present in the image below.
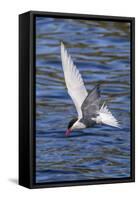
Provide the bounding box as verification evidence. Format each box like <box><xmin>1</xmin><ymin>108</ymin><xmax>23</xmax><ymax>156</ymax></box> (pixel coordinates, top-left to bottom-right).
<box><xmin>61</xmin><ymin>42</ymin><xmax>120</xmax><ymax>136</ymax></box>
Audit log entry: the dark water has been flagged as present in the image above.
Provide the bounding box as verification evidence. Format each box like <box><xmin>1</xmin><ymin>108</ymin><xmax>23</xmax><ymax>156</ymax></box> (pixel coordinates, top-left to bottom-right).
<box><xmin>35</xmin><ymin>17</ymin><xmax>131</xmax><ymax>183</ymax></box>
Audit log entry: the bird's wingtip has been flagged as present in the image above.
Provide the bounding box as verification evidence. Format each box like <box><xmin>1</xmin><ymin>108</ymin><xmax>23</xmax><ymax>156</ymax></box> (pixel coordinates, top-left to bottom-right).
<box><xmin>60</xmin><ymin>41</ymin><xmax>64</xmax><ymax>48</ymax></box>
<box><xmin>95</xmin><ymin>83</ymin><xmax>100</xmax><ymax>90</ymax></box>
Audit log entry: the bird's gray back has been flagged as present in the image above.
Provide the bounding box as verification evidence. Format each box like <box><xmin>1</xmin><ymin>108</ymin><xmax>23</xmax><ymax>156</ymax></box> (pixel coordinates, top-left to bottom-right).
<box><xmin>81</xmin><ymin>84</ymin><xmax>100</xmax><ymax>119</ymax></box>
<box><xmin>80</xmin><ymin>117</ymin><xmax>96</xmax><ymax>128</ymax></box>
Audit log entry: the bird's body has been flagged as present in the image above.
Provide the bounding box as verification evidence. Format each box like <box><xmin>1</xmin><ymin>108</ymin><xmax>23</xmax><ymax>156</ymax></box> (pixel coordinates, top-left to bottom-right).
<box><xmin>61</xmin><ymin>42</ymin><xmax>119</xmax><ymax>136</ymax></box>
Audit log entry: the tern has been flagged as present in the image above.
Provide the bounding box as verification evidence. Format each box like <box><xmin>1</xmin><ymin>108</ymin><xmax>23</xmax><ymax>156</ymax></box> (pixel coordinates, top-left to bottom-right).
<box><xmin>61</xmin><ymin>42</ymin><xmax>119</xmax><ymax>136</ymax></box>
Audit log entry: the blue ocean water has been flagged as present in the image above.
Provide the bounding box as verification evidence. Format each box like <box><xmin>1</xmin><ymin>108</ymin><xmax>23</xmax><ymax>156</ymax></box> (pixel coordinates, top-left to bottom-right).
<box><xmin>35</xmin><ymin>17</ymin><xmax>131</xmax><ymax>183</ymax></box>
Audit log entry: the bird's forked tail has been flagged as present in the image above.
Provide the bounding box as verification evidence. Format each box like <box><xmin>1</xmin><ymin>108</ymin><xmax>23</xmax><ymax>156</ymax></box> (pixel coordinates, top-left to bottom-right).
<box><xmin>97</xmin><ymin>103</ymin><xmax>120</xmax><ymax>128</ymax></box>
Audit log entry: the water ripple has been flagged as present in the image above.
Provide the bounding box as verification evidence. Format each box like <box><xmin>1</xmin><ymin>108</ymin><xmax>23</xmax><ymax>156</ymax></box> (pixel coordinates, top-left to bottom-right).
<box><xmin>35</xmin><ymin>17</ymin><xmax>131</xmax><ymax>183</ymax></box>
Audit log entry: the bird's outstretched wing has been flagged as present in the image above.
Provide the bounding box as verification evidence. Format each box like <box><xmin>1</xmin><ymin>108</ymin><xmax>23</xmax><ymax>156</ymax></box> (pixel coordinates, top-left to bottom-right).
<box><xmin>81</xmin><ymin>84</ymin><xmax>100</xmax><ymax>118</ymax></box>
<box><xmin>61</xmin><ymin>42</ymin><xmax>88</xmax><ymax>119</ymax></box>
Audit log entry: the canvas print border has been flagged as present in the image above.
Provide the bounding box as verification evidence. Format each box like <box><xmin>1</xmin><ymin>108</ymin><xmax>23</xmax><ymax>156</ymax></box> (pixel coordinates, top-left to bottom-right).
<box><xmin>19</xmin><ymin>11</ymin><xmax>135</xmax><ymax>189</ymax></box>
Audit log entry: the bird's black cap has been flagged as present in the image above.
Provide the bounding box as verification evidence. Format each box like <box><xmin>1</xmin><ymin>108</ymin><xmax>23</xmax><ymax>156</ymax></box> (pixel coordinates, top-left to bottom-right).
<box><xmin>68</xmin><ymin>118</ymin><xmax>78</xmax><ymax>129</ymax></box>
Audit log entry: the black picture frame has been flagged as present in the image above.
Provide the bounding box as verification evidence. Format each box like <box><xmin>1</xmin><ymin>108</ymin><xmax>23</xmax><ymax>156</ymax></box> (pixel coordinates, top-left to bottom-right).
<box><xmin>19</xmin><ymin>10</ymin><xmax>135</xmax><ymax>189</ymax></box>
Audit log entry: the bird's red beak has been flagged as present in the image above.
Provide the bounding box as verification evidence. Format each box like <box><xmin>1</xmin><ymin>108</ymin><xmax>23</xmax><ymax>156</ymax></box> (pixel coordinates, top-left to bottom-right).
<box><xmin>65</xmin><ymin>128</ymin><xmax>72</xmax><ymax>136</ymax></box>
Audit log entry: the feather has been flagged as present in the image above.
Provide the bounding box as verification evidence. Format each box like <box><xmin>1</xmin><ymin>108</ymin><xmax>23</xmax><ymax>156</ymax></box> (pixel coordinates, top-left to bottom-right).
<box><xmin>97</xmin><ymin>103</ymin><xmax>120</xmax><ymax>128</ymax></box>
<box><xmin>61</xmin><ymin>42</ymin><xmax>88</xmax><ymax>119</ymax></box>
